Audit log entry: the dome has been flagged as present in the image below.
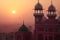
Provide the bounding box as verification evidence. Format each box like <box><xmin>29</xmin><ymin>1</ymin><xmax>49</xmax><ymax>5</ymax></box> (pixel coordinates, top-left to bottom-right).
<box><xmin>48</xmin><ymin>4</ymin><xmax>56</xmax><ymax>12</ymax></box>
<box><xmin>18</xmin><ymin>24</ymin><xmax>29</xmax><ymax>32</ymax></box>
<box><xmin>35</xmin><ymin>2</ymin><xmax>43</xmax><ymax>10</ymax></box>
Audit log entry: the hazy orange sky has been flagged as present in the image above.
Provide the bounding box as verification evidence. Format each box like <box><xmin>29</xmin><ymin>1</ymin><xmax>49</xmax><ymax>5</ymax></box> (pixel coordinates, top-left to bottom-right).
<box><xmin>0</xmin><ymin>0</ymin><xmax>60</xmax><ymax>33</ymax></box>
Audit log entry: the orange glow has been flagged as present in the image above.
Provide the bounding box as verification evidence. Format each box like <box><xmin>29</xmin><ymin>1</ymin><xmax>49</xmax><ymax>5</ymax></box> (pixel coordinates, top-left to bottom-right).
<box><xmin>0</xmin><ymin>0</ymin><xmax>60</xmax><ymax>33</ymax></box>
<box><xmin>12</xmin><ymin>10</ymin><xmax>16</xmax><ymax>14</ymax></box>
<box><xmin>0</xmin><ymin>0</ymin><xmax>60</xmax><ymax>24</ymax></box>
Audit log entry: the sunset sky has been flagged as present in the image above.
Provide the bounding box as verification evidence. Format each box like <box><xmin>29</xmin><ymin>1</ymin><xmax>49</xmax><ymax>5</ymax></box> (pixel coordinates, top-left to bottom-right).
<box><xmin>0</xmin><ymin>0</ymin><xmax>60</xmax><ymax>33</ymax></box>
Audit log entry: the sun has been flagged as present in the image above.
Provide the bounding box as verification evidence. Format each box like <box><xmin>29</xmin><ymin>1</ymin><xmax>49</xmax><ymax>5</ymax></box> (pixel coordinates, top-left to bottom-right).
<box><xmin>12</xmin><ymin>10</ymin><xmax>16</xmax><ymax>14</ymax></box>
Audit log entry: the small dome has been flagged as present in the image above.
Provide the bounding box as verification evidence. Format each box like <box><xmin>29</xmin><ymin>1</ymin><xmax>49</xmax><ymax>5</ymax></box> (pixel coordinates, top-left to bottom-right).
<box><xmin>19</xmin><ymin>24</ymin><xmax>29</xmax><ymax>32</ymax></box>
<box><xmin>48</xmin><ymin>4</ymin><xmax>56</xmax><ymax>12</ymax></box>
<box><xmin>35</xmin><ymin>3</ymin><xmax>43</xmax><ymax>10</ymax></box>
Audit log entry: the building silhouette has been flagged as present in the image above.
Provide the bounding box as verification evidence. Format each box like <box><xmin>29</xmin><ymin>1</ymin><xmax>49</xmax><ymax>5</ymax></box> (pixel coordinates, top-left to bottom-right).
<box><xmin>11</xmin><ymin>0</ymin><xmax>60</xmax><ymax>40</ymax></box>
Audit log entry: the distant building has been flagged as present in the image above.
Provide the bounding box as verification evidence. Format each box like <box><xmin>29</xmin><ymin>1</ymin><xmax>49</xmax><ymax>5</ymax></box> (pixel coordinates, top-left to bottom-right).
<box><xmin>15</xmin><ymin>0</ymin><xmax>60</xmax><ymax>40</ymax></box>
<box><xmin>33</xmin><ymin>0</ymin><xmax>60</xmax><ymax>40</ymax></box>
<box><xmin>15</xmin><ymin>21</ymin><xmax>32</xmax><ymax>40</ymax></box>
<box><xmin>7</xmin><ymin>32</ymin><xmax>15</xmax><ymax>40</ymax></box>
<box><xmin>0</xmin><ymin>33</ymin><xmax>6</xmax><ymax>40</ymax></box>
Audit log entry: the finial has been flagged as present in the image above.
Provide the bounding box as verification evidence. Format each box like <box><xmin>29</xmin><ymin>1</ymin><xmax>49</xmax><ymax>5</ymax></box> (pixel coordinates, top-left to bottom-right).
<box><xmin>38</xmin><ymin>0</ymin><xmax>39</xmax><ymax>3</ymax></box>
<box><xmin>51</xmin><ymin>0</ymin><xmax>52</xmax><ymax>5</ymax></box>
<box><xmin>23</xmin><ymin>20</ymin><xmax>24</xmax><ymax>25</ymax></box>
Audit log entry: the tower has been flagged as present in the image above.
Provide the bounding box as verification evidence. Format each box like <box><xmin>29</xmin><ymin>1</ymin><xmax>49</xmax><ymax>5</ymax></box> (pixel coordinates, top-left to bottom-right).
<box><xmin>33</xmin><ymin>0</ymin><xmax>44</xmax><ymax>40</ymax></box>
<box><xmin>47</xmin><ymin>0</ymin><xmax>57</xmax><ymax>20</ymax></box>
<box><xmin>34</xmin><ymin>0</ymin><xmax>44</xmax><ymax>30</ymax></box>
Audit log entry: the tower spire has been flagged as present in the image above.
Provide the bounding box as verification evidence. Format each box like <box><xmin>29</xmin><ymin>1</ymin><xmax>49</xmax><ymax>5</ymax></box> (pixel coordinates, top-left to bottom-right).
<box><xmin>38</xmin><ymin>0</ymin><xmax>39</xmax><ymax>3</ymax></box>
<box><xmin>51</xmin><ymin>0</ymin><xmax>52</xmax><ymax>5</ymax></box>
<box><xmin>23</xmin><ymin>20</ymin><xmax>24</xmax><ymax>25</ymax></box>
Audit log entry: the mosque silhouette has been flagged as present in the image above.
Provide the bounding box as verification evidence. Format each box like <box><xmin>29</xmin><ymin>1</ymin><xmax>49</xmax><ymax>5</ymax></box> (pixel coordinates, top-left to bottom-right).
<box><xmin>15</xmin><ymin>0</ymin><xmax>60</xmax><ymax>40</ymax></box>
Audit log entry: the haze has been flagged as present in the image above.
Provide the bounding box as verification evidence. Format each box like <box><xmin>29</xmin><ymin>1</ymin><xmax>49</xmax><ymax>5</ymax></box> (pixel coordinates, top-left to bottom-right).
<box><xmin>0</xmin><ymin>0</ymin><xmax>60</xmax><ymax>33</ymax></box>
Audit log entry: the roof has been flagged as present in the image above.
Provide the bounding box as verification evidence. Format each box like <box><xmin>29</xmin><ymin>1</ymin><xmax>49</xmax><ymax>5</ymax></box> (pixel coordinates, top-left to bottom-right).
<box><xmin>48</xmin><ymin>4</ymin><xmax>56</xmax><ymax>12</ymax></box>
<box><xmin>48</xmin><ymin>0</ymin><xmax>56</xmax><ymax>12</ymax></box>
<box><xmin>18</xmin><ymin>24</ymin><xmax>29</xmax><ymax>32</ymax></box>
<box><xmin>35</xmin><ymin>2</ymin><xmax>43</xmax><ymax>10</ymax></box>
<box><xmin>35</xmin><ymin>0</ymin><xmax>43</xmax><ymax>10</ymax></box>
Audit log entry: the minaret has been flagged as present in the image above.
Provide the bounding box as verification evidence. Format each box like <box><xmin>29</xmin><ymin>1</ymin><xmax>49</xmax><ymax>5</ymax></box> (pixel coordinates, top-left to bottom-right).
<box><xmin>34</xmin><ymin>0</ymin><xmax>44</xmax><ymax>24</ymax></box>
<box><xmin>33</xmin><ymin>0</ymin><xmax>44</xmax><ymax>32</ymax></box>
<box><xmin>47</xmin><ymin>0</ymin><xmax>57</xmax><ymax>20</ymax></box>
